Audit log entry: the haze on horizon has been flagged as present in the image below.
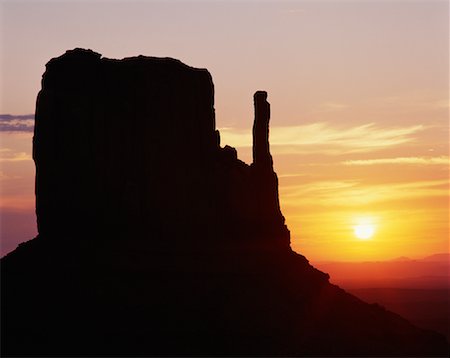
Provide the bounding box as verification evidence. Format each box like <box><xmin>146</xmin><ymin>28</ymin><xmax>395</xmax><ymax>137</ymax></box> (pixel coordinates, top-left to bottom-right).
<box><xmin>0</xmin><ymin>0</ymin><xmax>448</xmax><ymax>262</ymax></box>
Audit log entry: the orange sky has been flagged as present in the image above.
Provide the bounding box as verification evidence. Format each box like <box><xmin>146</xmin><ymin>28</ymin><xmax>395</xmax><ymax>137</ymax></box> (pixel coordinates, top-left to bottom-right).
<box><xmin>0</xmin><ymin>1</ymin><xmax>448</xmax><ymax>260</ymax></box>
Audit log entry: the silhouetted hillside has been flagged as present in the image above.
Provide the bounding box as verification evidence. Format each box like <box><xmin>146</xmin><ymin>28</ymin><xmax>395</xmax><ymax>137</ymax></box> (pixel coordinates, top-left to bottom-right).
<box><xmin>1</xmin><ymin>49</ymin><xmax>448</xmax><ymax>357</ymax></box>
<box><xmin>347</xmin><ymin>288</ymin><xmax>450</xmax><ymax>341</ymax></box>
<box><xmin>314</xmin><ymin>255</ymin><xmax>450</xmax><ymax>342</ymax></box>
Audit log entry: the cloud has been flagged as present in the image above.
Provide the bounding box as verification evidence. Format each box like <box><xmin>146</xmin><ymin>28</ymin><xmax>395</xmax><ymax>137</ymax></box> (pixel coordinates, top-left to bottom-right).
<box><xmin>0</xmin><ymin>114</ymin><xmax>34</xmax><ymax>120</ymax></box>
<box><xmin>434</xmin><ymin>99</ymin><xmax>449</xmax><ymax>109</ymax></box>
<box><xmin>219</xmin><ymin>122</ymin><xmax>425</xmax><ymax>154</ymax></box>
<box><xmin>0</xmin><ymin>171</ymin><xmax>9</xmax><ymax>180</ymax></box>
<box><xmin>343</xmin><ymin>156</ymin><xmax>449</xmax><ymax>166</ymax></box>
<box><xmin>283</xmin><ymin>9</ymin><xmax>306</xmax><ymax>15</ymax></box>
<box><xmin>280</xmin><ymin>179</ymin><xmax>449</xmax><ymax>207</ymax></box>
<box><xmin>363</xmin><ymin>90</ymin><xmax>449</xmax><ymax>115</ymax></box>
<box><xmin>0</xmin><ymin>148</ymin><xmax>32</xmax><ymax>162</ymax></box>
<box><xmin>0</xmin><ymin>170</ymin><xmax>21</xmax><ymax>181</ymax></box>
<box><xmin>319</xmin><ymin>102</ymin><xmax>349</xmax><ymax>112</ymax></box>
<box><xmin>0</xmin><ymin>114</ymin><xmax>34</xmax><ymax>132</ymax></box>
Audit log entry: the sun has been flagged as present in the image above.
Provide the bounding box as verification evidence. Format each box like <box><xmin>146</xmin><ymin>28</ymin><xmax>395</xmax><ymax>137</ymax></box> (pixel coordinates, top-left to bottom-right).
<box><xmin>354</xmin><ymin>224</ymin><xmax>375</xmax><ymax>240</ymax></box>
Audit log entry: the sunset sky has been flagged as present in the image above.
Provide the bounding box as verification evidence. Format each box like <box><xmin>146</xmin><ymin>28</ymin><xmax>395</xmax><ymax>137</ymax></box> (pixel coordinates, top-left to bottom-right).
<box><xmin>0</xmin><ymin>0</ymin><xmax>448</xmax><ymax>261</ymax></box>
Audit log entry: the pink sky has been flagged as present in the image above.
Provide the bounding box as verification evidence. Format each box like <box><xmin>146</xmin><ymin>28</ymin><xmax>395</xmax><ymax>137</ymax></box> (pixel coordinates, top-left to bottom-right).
<box><xmin>0</xmin><ymin>1</ymin><xmax>448</xmax><ymax>261</ymax></box>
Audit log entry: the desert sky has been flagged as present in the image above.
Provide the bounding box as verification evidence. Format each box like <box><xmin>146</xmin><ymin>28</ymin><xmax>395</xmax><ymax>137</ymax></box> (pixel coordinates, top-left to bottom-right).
<box><xmin>0</xmin><ymin>0</ymin><xmax>448</xmax><ymax>261</ymax></box>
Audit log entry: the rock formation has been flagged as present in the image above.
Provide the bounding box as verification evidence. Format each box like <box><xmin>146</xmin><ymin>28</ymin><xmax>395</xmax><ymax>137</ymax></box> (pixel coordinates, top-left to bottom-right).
<box><xmin>1</xmin><ymin>49</ymin><xmax>448</xmax><ymax>356</ymax></box>
<box><xmin>32</xmin><ymin>49</ymin><xmax>288</xmax><ymax>250</ymax></box>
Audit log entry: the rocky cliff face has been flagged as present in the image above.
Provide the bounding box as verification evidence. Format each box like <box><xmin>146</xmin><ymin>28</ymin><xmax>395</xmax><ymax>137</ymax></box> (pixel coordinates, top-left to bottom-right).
<box><xmin>1</xmin><ymin>49</ymin><xmax>448</xmax><ymax>356</ymax></box>
<box><xmin>33</xmin><ymin>49</ymin><xmax>288</xmax><ymax>249</ymax></box>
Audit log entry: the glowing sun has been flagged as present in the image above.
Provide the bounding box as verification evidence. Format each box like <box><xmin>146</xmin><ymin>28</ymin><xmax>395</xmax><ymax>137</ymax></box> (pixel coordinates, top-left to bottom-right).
<box><xmin>353</xmin><ymin>223</ymin><xmax>375</xmax><ymax>240</ymax></box>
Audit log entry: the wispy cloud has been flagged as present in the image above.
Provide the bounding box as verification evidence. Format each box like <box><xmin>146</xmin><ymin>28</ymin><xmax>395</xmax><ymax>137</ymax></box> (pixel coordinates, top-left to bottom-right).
<box><xmin>0</xmin><ymin>114</ymin><xmax>34</xmax><ymax>132</ymax></box>
<box><xmin>0</xmin><ymin>148</ymin><xmax>32</xmax><ymax>162</ymax></box>
<box><xmin>434</xmin><ymin>99</ymin><xmax>449</xmax><ymax>109</ymax></box>
<box><xmin>319</xmin><ymin>102</ymin><xmax>349</xmax><ymax>112</ymax></box>
<box><xmin>343</xmin><ymin>156</ymin><xmax>449</xmax><ymax>166</ymax></box>
<box><xmin>280</xmin><ymin>179</ymin><xmax>449</xmax><ymax>207</ymax></box>
<box><xmin>379</xmin><ymin>95</ymin><xmax>449</xmax><ymax>111</ymax></box>
<box><xmin>0</xmin><ymin>170</ymin><xmax>21</xmax><ymax>181</ymax></box>
<box><xmin>284</xmin><ymin>9</ymin><xmax>306</xmax><ymax>15</ymax></box>
<box><xmin>219</xmin><ymin>122</ymin><xmax>425</xmax><ymax>154</ymax></box>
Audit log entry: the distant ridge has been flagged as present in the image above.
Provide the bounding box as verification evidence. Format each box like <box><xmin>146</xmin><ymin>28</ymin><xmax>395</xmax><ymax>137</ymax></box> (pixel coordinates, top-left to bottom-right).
<box><xmin>390</xmin><ymin>256</ymin><xmax>413</xmax><ymax>262</ymax></box>
<box><xmin>389</xmin><ymin>253</ymin><xmax>450</xmax><ymax>263</ymax></box>
<box><xmin>1</xmin><ymin>49</ymin><xmax>448</xmax><ymax>357</ymax></box>
<box><xmin>422</xmin><ymin>253</ymin><xmax>450</xmax><ymax>262</ymax></box>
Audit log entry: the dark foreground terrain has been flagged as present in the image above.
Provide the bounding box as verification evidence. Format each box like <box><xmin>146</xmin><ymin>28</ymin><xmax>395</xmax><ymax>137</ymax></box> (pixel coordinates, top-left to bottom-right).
<box><xmin>2</xmin><ymin>49</ymin><xmax>448</xmax><ymax>356</ymax></box>
<box><xmin>316</xmin><ymin>256</ymin><xmax>450</xmax><ymax>340</ymax></box>
<box><xmin>348</xmin><ymin>288</ymin><xmax>450</xmax><ymax>341</ymax></box>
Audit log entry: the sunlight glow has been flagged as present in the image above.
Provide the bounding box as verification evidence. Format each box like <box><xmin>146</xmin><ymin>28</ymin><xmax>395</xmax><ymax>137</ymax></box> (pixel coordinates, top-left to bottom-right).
<box><xmin>353</xmin><ymin>217</ymin><xmax>377</xmax><ymax>240</ymax></box>
<box><xmin>354</xmin><ymin>224</ymin><xmax>375</xmax><ymax>240</ymax></box>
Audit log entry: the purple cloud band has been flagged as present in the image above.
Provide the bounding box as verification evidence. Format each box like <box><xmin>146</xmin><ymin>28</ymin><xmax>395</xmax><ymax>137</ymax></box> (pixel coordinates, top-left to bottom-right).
<box><xmin>0</xmin><ymin>114</ymin><xmax>35</xmax><ymax>132</ymax></box>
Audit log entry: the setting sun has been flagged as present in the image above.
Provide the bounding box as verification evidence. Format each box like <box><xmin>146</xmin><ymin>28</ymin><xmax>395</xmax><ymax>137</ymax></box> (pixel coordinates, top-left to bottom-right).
<box><xmin>354</xmin><ymin>224</ymin><xmax>375</xmax><ymax>240</ymax></box>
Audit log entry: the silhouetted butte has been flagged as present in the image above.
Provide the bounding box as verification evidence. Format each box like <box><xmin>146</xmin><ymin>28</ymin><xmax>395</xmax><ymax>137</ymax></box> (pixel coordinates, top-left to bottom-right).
<box><xmin>1</xmin><ymin>49</ymin><xmax>448</xmax><ymax>357</ymax></box>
